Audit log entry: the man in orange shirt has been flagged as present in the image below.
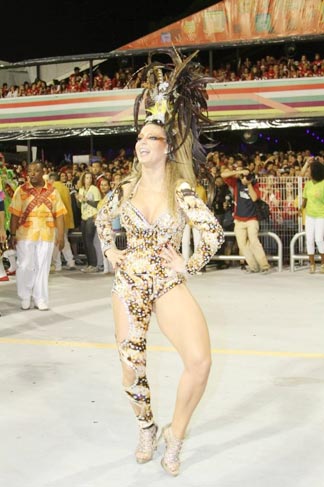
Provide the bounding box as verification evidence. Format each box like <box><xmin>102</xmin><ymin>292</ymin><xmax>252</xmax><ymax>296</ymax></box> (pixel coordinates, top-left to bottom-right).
<box><xmin>9</xmin><ymin>161</ymin><xmax>66</xmax><ymax>311</ymax></box>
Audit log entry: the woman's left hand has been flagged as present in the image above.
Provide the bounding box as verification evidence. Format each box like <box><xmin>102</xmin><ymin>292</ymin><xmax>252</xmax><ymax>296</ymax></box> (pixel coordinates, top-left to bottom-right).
<box><xmin>160</xmin><ymin>244</ymin><xmax>186</xmax><ymax>274</ymax></box>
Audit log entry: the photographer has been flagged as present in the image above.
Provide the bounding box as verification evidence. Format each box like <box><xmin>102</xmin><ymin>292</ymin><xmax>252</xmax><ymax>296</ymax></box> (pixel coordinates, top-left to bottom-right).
<box><xmin>221</xmin><ymin>166</ymin><xmax>270</xmax><ymax>274</ymax></box>
<box><xmin>211</xmin><ymin>176</ymin><xmax>236</xmax><ymax>268</ymax></box>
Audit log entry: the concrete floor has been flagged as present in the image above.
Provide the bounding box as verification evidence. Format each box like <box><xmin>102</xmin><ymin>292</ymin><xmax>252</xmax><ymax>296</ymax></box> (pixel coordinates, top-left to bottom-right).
<box><xmin>1</xmin><ymin>264</ymin><xmax>324</xmax><ymax>487</ymax></box>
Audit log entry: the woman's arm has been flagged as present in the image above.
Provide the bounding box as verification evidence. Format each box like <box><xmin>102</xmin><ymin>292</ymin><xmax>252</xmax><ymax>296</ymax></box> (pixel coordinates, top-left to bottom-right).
<box><xmin>95</xmin><ymin>187</ymin><xmax>121</xmax><ymax>255</ymax></box>
<box><xmin>86</xmin><ymin>199</ymin><xmax>99</xmax><ymax>208</ymax></box>
<box><xmin>221</xmin><ymin>168</ymin><xmax>249</xmax><ymax>179</ymax></box>
<box><xmin>176</xmin><ymin>182</ymin><xmax>225</xmax><ymax>275</ymax></box>
<box><xmin>300</xmin><ymin>157</ymin><xmax>313</xmax><ymax>177</ymax></box>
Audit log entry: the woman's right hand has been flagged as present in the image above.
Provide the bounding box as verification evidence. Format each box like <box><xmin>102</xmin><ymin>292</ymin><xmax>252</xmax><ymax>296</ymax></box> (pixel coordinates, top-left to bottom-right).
<box><xmin>104</xmin><ymin>248</ymin><xmax>126</xmax><ymax>270</ymax></box>
<box><xmin>0</xmin><ymin>228</ymin><xmax>6</xmax><ymax>244</ymax></box>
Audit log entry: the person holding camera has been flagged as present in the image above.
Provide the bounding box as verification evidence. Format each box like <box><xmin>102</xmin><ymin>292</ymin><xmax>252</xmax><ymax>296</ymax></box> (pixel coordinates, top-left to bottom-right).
<box><xmin>221</xmin><ymin>166</ymin><xmax>270</xmax><ymax>273</ymax></box>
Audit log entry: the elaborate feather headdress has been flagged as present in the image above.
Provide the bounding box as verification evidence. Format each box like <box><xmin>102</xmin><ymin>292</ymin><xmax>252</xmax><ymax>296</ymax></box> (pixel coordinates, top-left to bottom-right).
<box><xmin>133</xmin><ymin>48</ymin><xmax>215</xmax><ymax>177</ymax></box>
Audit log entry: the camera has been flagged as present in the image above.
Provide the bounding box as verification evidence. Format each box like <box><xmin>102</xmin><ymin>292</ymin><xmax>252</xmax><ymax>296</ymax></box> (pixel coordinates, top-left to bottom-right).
<box><xmin>240</xmin><ymin>172</ymin><xmax>253</xmax><ymax>181</ymax></box>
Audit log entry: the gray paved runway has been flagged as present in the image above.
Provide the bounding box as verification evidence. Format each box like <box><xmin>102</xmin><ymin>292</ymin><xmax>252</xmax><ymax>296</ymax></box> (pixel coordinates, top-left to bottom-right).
<box><xmin>1</xmin><ymin>265</ymin><xmax>323</xmax><ymax>487</ymax></box>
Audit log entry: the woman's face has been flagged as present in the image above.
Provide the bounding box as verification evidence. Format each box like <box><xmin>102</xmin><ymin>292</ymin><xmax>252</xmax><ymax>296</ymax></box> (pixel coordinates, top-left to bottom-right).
<box><xmin>84</xmin><ymin>173</ymin><xmax>93</xmax><ymax>186</ymax></box>
<box><xmin>135</xmin><ymin>123</ymin><xmax>168</xmax><ymax>166</ymax></box>
<box><xmin>99</xmin><ymin>179</ymin><xmax>110</xmax><ymax>194</ymax></box>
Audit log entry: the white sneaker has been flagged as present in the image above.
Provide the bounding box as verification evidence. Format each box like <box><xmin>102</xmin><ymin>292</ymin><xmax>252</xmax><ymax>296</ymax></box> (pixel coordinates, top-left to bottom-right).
<box><xmin>35</xmin><ymin>301</ymin><xmax>49</xmax><ymax>311</ymax></box>
<box><xmin>21</xmin><ymin>299</ymin><xmax>31</xmax><ymax>310</ymax></box>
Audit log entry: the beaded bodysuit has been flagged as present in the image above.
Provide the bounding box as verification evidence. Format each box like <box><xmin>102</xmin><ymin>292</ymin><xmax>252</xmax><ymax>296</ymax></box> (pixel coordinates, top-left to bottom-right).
<box><xmin>96</xmin><ymin>181</ymin><xmax>224</xmax><ymax>428</ymax></box>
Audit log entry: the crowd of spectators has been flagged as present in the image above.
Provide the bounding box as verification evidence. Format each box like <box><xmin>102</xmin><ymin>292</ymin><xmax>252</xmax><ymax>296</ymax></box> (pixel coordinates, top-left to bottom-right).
<box><xmin>1</xmin><ymin>50</ymin><xmax>323</xmax><ymax>98</ymax></box>
<box><xmin>4</xmin><ymin>146</ymin><xmax>320</xmax><ymax>192</ymax></box>
<box><xmin>2</xmin><ymin>146</ymin><xmax>321</xmax><ymax>269</ymax></box>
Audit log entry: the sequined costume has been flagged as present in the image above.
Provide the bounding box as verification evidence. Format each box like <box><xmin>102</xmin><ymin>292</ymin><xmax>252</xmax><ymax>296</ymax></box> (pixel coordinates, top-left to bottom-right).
<box><xmin>96</xmin><ymin>180</ymin><xmax>224</xmax><ymax>428</ymax></box>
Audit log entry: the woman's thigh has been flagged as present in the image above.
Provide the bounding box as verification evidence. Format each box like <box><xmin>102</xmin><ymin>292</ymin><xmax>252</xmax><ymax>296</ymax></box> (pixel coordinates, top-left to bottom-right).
<box><xmin>305</xmin><ymin>216</ymin><xmax>315</xmax><ymax>246</ymax></box>
<box><xmin>154</xmin><ymin>284</ymin><xmax>211</xmax><ymax>365</ymax></box>
<box><xmin>112</xmin><ymin>275</ymin><xmax>153</xmax><ymax>343</ymax></box>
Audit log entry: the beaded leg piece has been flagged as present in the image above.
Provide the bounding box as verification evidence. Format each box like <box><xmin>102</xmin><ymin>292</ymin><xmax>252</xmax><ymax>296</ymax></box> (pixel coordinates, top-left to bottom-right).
<box><xmin>135</xmin><ymin>423</ymin><xmax>159</xmax><ymax>464</ymax></box>
<box><xmin>114</xmin><ymin>274</ymin><xmax>158</xmax><ymax>464</ymax></box>
<box><xmin>115</xmin><ymin>274</ymin><xmax>155</xmax><ymax>429</ymax></box>
<box><xmin>161</xmin><ymin>424</ymin><xmax>183</xmax><ymax>477</ymax></box>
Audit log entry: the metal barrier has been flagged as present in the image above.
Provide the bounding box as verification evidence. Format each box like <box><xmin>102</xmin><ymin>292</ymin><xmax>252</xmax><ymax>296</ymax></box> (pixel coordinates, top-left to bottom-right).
<box><xmin>211</xmin><ymin>231</ymin><xmax>283</xmax><ymax>272</ymax></box>
<box><xmin>289</xmin><ymin>231</ymin><xmax>321</xmax><ymax>272</ymax></box>
<box><xmin>68</xmin><ymin>230</ymin><xmax>86</xmax><ymax>262</ymax></box>
<box><xmin>69</xmin><ymin>229</ymin><xmax>283</xmax><ymax>271</ymax></box>
<box><xmin>68</xmin><ymin>229</ymin><xmax>127</xmax><ymax>258</ymax></box>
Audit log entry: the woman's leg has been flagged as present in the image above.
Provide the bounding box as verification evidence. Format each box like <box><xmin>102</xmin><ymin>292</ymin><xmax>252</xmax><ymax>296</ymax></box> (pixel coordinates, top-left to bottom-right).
<box><xmin>84</xmin><ymin>218</ymin><xmax>97</xmax><ymax>267</ymax></box>
<box><xmin>305</xmin><ymin>215</ymin><xmax>316</xmax><ymax>267</ymax></box>
<box><xmin>93</xmin><ymin>229</ymin><xmax>104</xmax><ymax>268</ymax></box>
<box><xmin>112</xmin><ymin>273</ymin><xmax>158</xmax><ymax>463</ymax></box>
<box><xmin>314</xmin><ymin>217</ymin><xmax>324</xmax><ymax>265</ymax></box>
<box><xmin>80</xmin><ymin>219</ymin><xmax>89</xmax><ymax>263</ymax></box>
<box><xmin>112</xmin><ymin>274</ymin><xmax>154</xmax><ymax>428</ymax></box>
<box><xmin>154</xmin><ymin>283</ymin><xmax>211</xmax><ymax>440</ymax></box>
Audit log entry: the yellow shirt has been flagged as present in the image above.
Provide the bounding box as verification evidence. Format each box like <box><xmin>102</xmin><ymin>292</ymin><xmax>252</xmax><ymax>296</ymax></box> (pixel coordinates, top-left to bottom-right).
<box><xmin>53</xmin><ymin>181</ymin><xmax>75</xmax><ymax>229</ymax></box>
<box><xmin>9</xmin><ymin>181</ymin><xmax>67</xmax><ymax>242</ymax></box>
<box><xmin>79</xmin><ymin>185</ymin><xmax>101</xmax><ymax>220</ymax></box>
<box><xmin>196</xmin><ymin>184</ymin><xmax>207</xmax><ymax>204</ymax></box>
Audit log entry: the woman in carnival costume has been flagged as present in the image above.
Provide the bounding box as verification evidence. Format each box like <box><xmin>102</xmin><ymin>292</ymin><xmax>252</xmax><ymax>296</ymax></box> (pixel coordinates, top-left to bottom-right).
<box><xmin>96</xmin><ymin>49</ymin><xmax>224</xmax><ymax>476</ymax></box>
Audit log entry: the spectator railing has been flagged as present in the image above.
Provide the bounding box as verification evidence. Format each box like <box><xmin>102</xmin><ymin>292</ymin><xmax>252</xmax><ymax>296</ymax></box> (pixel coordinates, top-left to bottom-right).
<box><xmin>289</xmin><ymin>231</ymin><xmax>321</xmax><ymax>271</ymax></box>
<box><xmin>211</xmin><ymin>231</ymin><xmax>283</xmax><ymax>272</ymax></box>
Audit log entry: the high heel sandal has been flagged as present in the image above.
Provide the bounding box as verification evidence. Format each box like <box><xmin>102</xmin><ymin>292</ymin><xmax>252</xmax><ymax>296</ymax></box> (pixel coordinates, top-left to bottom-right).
<box><xmin>135</xmin><ymin>423</ymin><xmax>158</xmax><ymax>464</ymax></box>
<box><xmin>160</xmin><ymin>424</ymin><xmax>183</xmax><ymax>477</ymax></box>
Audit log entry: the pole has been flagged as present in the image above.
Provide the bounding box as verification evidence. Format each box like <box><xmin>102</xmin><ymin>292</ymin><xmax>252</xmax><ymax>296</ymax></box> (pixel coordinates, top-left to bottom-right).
<box><xmin>90</xmin><ymin>135</ymin><xmax>94</xmax><ymax>158</ymax></box>
<box><xmin>27</xmin><ymin>140</ymin><xmax>31</xmax><ymax>164</ymax></box>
